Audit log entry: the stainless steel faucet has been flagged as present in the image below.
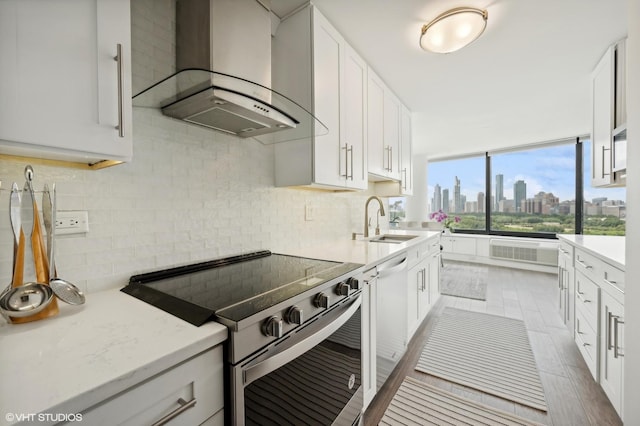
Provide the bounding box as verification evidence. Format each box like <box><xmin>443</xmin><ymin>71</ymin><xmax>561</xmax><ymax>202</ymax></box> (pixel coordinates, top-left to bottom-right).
<box><xmin>364</xmin><ymin>196</ymin><xmax>386</xmax><ymax>237</ymax></box>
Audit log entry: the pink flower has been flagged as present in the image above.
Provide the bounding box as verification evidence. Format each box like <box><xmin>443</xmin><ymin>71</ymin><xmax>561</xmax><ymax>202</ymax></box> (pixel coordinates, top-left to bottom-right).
<box><xmin>430</xmin><ymin>210</ymin><xmax>460</xmax><ymax>228</ymax></box>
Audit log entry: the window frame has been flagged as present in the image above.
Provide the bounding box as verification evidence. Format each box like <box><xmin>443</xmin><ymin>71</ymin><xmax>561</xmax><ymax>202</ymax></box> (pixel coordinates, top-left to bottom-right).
<box><xmin>429</xmin><ymin>137</ymin><xmax>584</xmax><ymax>239</ymax></box>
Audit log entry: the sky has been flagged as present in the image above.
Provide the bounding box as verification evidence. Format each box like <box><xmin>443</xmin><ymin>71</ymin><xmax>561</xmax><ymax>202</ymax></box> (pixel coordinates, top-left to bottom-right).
<box><xmin>426</xmin><ymin>141</ymin><xmax>626</xmax><ymax>206</ymax></box>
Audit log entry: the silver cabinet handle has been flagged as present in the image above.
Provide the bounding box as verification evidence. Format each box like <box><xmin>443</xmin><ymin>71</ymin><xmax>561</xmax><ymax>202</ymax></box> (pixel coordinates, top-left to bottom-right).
<box><xmin>607</xmin><ymin>311</ymin><xmax>614</xmax><ymax>351</ymax></box>
<box><xmin>576</xmin><ymin>291</ymin><xmax>591</xmax><ymax>303</ymax></box>
<box><xmin>151</xmin><ymin>398</ymin><xmax>197</xmax><ymax>426</ymax></box>
<box><xmin>417</xmin><ymin>269</ymin><xmax>423</xmax><ymax>291</ymax></box>
<box><xmin>389</xmin><ymin>146</ymin><xmax>393</xmax><ymax>172</ymax></box>
<box><xmin>422</xmin><ymin>268</ymin><xmax>427</xmax><ymax>292</ymax></box>
<box><xmin>384</xmin><ymin>146</ymin><xmax>391</xmax><ymax>171</ymax></box>
<box><xmin>402</xmin><ymin>168</ymin><xmax>407</xmax><ymax>189</ymax></box>
<box><xmin>341</xmin><ymin>143</ymin><xmax>348</xmax><ymax>178</ymax></box>
<box><xmin>348</xmin><ymin>144</ymin><xmax>354</xmax><ymax>180</ymax></box>
<box><xmin>614</xmin><ymin>316</ymin><xmax>624</xmax><ymax>358</ymax></box>
<box><xmin>602</xmin><ymin>146</ymin><xmax>611</xmax><ymax>177</ymax></box>
<box><xmin>576</xmin><ymin>259</ymin><xmax>593</xmax><ymax>269</ymax></box>
<box><xmin>114</xmin><ymin>43</ymin><xmax>124</xmax><ymax>137</ymax></box>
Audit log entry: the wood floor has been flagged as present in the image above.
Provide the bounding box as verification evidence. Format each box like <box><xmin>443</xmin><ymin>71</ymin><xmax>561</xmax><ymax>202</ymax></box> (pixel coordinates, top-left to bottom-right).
<box><xmin>363</xmin><ymin>261</ymin><xmax>622</xmax><ymax>426</ymax></box>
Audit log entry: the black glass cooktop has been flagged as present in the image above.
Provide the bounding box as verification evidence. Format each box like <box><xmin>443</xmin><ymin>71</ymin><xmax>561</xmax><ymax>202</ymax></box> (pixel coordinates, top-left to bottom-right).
<box><xmin>121</xmin><ymin>250</ymin><xmax>362</xmax><ymax>326</ymax></box>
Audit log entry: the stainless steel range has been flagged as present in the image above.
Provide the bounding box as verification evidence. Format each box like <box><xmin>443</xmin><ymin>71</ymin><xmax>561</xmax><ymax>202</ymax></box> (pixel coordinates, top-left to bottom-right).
<box><xmin>121</xmin><ymin>250</ymin><xmax>364</xmax><ymax>425</ymax></box>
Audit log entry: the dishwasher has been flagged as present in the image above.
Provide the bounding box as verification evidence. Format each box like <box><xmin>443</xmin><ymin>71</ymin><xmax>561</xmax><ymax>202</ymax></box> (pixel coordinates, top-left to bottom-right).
<box><xmin>375</xmin><ymin>254</ymin><xmax>409</xmax><ymax>390</ymax></box>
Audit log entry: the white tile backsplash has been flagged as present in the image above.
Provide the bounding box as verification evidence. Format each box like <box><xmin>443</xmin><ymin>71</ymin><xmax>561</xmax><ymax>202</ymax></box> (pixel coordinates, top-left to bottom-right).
<box><xmin>0</xmin><ymin>0</ymin><xmax>382</xmax><ymax>295</ymax></box>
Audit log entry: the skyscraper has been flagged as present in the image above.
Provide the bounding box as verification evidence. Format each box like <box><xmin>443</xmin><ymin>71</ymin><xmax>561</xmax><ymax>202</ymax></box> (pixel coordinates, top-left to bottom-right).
<box><xmin>495</xmin><ymin>174</ymin><xmax>504</xmax><ymax>211</ymax></box>
<box><xmin>453</xmin><ymin>176</ymin><xmax>461</xmax><ymax>213</ymax></box>
<box><xmin>514</xmin><ymin>180</ymin><xmax>526</xmax><ymax>213</ymax></box>
<box><xmin>433</xmin><ymin>184</ymin><xmax>442</xmax><ymax>212</ymax></box>
<box><xmin>442</xmin><ymin>189</ymin><xmax>450</xmax><ymax>213</ymax></box>
<box><xmin>478</xmin><ymin>192</ymin><xmax>485</xmax><ymax>213</ymax></box>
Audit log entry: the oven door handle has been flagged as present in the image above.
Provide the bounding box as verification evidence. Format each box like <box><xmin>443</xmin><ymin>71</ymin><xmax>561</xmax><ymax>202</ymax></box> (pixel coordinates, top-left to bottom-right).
<box><xmin>243</xmin><ymin>295</ymin><xmax>362</xmax><ymax>387</ymax></box>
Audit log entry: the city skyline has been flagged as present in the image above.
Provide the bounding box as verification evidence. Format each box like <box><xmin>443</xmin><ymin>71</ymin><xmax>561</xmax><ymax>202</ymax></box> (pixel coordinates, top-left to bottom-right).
<box><xmin>430</xmin><ymin>172</ymin><xmax>625</xmax><ymax>217</ymax></box>
<box><xmin>427</xmin><ymin>142</ymin><xmax>626</xmax><ymax>211</ymax></box>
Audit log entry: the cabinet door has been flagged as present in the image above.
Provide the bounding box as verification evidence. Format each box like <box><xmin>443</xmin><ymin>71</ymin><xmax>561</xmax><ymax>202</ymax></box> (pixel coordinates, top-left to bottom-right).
<box><xmin>0</xmin><ymin>0</ymin><xmax>132</xmax><ymax>164</ymax></box>
<box><xmin>407</xmin><ymin>264</ymin><xmax>423</xmax><ymax>338</ymax></box>
<box><xmin>600</xmin><ymin>291</ymin><xmax>624</xmax><ymax>417</ymax></box>
<box><xmin>399</xmin><ymin>105</ymin><xmax>413</xmax><ymax>194</ymax></box>
<box><xmin>343</xmin><ymin>44</ymin><xmax>368</xmax><ymax>189</ymax></box>
<box><xmin>383</xmin><ymin>90</ymin><xmax>401</xmax><ymax>180</ymax></box>
<box><xmin>428</xmin><ymin>251</ymin><xmax>440</xmax><ymax>307</ymax></box>
<box><xmin>312</xmin><ymin>9</ymin><xmax>344</xmax><ymax>187</ymax></box>
<box><xmin>591</xmin><ymin>46</ymin><xmax>614</xmax><ymax>187</ymax></box>
<box><xmin>367</xmin><ymin>69</ymin><xmax>386</xmax><ymax>177</ymax></box>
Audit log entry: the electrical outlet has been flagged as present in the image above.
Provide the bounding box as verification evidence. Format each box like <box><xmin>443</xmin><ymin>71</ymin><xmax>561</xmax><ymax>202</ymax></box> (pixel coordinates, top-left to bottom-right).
<box><xmin>55</xmin><ymin>211</ymin><xmax>89</xmax><ymax>235</ymax></box>
<box><xmin>305</xmin><ymin>203</ymin><xmax>314</xmax><ymax>221</ymax></box>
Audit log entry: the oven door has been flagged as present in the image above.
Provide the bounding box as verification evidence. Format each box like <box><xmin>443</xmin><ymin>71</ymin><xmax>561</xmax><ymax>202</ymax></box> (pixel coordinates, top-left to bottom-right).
<box><xmin>232</xmin><ymin>295</ymin><xmax>363</xmax><ymax>426</ymax></box>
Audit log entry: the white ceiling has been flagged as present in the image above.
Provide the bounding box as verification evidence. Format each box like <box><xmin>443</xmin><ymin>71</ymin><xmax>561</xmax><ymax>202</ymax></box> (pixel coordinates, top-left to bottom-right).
<box><xmin>300</xmin><ymin>0</ymin><xmax>627</xmax><ymax>158</ymax></box>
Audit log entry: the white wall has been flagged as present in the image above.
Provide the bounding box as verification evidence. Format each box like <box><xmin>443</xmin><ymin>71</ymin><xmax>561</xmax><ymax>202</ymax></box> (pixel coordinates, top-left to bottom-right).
<box><xmin>623</xmin><ymin>0</ymin><xmax>639</xmax><ymax>422</ymax></box>
<box><xmin>0</xmin><ymin>0</ymin><xmax>371</xmax><ymax>296</ymax></box>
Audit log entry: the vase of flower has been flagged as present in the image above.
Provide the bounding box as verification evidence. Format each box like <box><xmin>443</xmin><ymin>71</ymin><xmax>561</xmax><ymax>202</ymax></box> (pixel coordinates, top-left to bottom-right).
<box><xmin>429</xmin><ymin>210</ymin><xmax>460</xmax><ymax>234</ymax></box>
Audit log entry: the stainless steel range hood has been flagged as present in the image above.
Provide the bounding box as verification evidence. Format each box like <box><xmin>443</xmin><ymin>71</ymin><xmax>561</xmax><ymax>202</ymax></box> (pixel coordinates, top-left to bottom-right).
<box><xmin>132</xmin><ymin>0</ymin><xmax>326</xmax><ymax>144</ymax></box>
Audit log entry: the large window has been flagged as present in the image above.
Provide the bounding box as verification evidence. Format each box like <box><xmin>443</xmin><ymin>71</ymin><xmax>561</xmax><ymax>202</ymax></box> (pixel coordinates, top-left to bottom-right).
<box><xmin>491</xmin><ymin>143</ymin><xmax>576</xmax><ymax>235</ymax></box>
<box><xmin>426</xmin><ymin>138</ymin><xmax>626</xmax><ymax>237</ymax></box>
<box><xmin>427</xmin><ymin>155</ymin><xmax>486</xmax><ymax>231</ymax></box>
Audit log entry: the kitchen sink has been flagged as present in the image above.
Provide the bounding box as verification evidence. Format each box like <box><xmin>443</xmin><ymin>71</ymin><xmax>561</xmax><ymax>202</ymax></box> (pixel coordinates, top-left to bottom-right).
<box><xmin>369</xmin><ymin>234</ymin><xmax>418</xmax><ymax>244</ymax></box>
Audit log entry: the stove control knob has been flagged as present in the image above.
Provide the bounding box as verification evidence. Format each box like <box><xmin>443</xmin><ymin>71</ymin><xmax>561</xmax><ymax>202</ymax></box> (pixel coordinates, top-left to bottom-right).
<box><xmin>347</xmin><ymin>277</ymin><xmax>360</xmax><ymax>291</ymax></box>
<box><xmin>335</xmin><ymin>281</ymin><xmax>351</xmax><ymax>296</ymax></box>
<box><xmin>262</xmin><ymin>316</ymin><xmax>283</xmax><ymax>338</ymax></box>
<box><xmin>314</xmin><ymin>292</ymin><xmax>329</xmax><ymax>309</ymax></box>
<box><xmin>286</xmin><ymin>306</ymin><xmax>304</xmax><ymax>325</ymax></box>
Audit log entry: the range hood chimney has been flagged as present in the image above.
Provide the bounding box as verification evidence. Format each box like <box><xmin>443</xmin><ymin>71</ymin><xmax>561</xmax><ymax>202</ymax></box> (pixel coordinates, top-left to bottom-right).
<box><xmin>132</xmin><ymin>0</ymin><xmax>326</xmax><ymax>143</ymax></box>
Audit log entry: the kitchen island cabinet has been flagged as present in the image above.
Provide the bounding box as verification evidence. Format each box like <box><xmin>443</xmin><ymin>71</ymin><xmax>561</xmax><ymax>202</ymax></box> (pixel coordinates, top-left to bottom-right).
<box><xmin>0</xmin><ymin>0</ymin><xmax>133</xmax><ymax>168</ymax></box>
<box><xmin>557</xmin><ymin>234</ymin><xmax>625</xmax><ymax>420</ymax></box>
<box><xmin>0</xmin><ymin>290</ymin><xmax>227</xmax><ymax>426</ymax></box>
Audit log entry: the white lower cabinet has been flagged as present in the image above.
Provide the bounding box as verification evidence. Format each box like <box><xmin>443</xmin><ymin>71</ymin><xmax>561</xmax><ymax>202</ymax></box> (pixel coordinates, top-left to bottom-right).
<box><xmin>560</xmin><ymin>238</ymin><xmax>625</xmax><ymax>421</ymax></box>
<box><xmin>407</xmin><ymin>258</ymin><xmax>428</xmax><ymax>338</ymax></box>
<box><xmin>82</xmin><ymin>346</ymin><xmax>224</xmax><ymax>425</ymax></box>
<box><xmin>441</xmin><ymin>235</ymin><xmax>476</xmax><ymax>257</ymax></box>
<box><xmin>362</xmin><ymin>235</ymin><xmax>440</xmax><ymax>410</ymax></box>
<box><xmin>558</xmin><ymin>241</ymin><xmax>575</xmax><ymax>336</ymax></box>
<box><xmin>407</xmin><ymin>237</ymin><xmax>441</xmax><ymax>341</ymax></box>
<box><xmin>600</xmin><ymin>289</ymin><xmax>625</xmax><ymax>418</ymax></box>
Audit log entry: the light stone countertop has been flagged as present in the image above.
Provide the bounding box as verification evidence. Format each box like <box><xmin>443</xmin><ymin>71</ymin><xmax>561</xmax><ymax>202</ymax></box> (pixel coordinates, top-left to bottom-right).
<box><xmin>278</xmin><ymin>230</ymin><xmax>442</xmax><ymax>268</ymax></box>
<box><xmin>0</xmin><ymin>229</ymin><xmax>440</xmax><ymax>424</ymax></box>
<box><xmin>0</xmin><ymin>289</ymin><xmax>227</xmax><ymax>425</ymax></box>
<box><xmin>557</xmin><ymin>234</ymin><xmax>625</xmax><ymax>270</ymax></box>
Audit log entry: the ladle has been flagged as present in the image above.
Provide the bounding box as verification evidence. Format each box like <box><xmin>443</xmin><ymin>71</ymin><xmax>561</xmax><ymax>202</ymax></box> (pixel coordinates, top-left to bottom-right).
<box><xmin>0</xmin><ymin>167</ymin><xmax>54</xmax><ymax>317</ymax></box>
<box><xmin>43</xmin><ymin>184</ymin><xmax>85</xmax><ymax>305</ymax></box>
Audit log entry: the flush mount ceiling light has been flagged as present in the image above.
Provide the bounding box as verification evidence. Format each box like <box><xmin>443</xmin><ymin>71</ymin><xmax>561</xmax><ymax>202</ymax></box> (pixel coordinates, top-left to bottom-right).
<box><xmin>420</xmin><ymin>7</ymin><xmax>488</xmax><ymax>54</ymax></box>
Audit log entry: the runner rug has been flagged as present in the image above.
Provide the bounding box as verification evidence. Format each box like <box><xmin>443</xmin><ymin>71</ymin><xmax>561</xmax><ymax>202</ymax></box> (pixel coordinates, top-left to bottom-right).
<box><xmin>415</xmin><ymin>307</ymin><xmax>547</xmax><ymax>411</ymax></box>
<box><xmin>380</xmin><ymin>376</ymin><xmax>544</xmax><ymax>426</ymax></box>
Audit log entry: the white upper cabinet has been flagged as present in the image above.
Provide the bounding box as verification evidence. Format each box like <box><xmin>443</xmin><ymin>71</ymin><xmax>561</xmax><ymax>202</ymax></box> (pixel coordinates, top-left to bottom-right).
<box><xmin>0</xmin><ymin>0</ymin><xmax>133</xmax><ymax>167</ymax></box>
<box><xmin>343</xmin><ymin>44</ymin><xmax>368</xmax><ymax>189</ymax></box>
<box><xmin>367</xmin><ymin>67</ymin><xmax>409</xmax><ymax>186</ymax></box>
<box><xmin>383</xmin><ymin>90</ymin><xmax>401</xmax><ymax>181</ymax></box>
<box><xmin>400</xmin><ymin>105</ymin><xmax>413</xmax><ymax>195</ymax></box>
<box><xmin>272</xmin><ymin>6</ymin><xmax>366</xmax><ymax>190</ymax></box>
<box><xmin>367</xmin><ymin>70</ymin><xmax>386</xmax><ymax>178</ymax></box>
<box><xmin>591</xmin><ymin>39</ymin><xmax>626</xmax><ymax>187</ymax></box>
